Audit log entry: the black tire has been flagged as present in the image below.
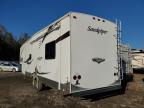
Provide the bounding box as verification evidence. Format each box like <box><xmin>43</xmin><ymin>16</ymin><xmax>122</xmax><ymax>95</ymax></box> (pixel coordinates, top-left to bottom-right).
<box><xmin>32</xmin><ymin>73</ymin><xmax>37</xmax><ymax>86</ymax></box>
<box><xmin>0</xmin><ymin>68</ymin><xmax>3</xmax><ymax>72</ymax></box>
<box><xmin>32</xmin><ymin>76</ymin><xmax>36</xmax><ymax>86</ymax></box>
<box><xmin>12</xmin><ymin>68</ymin><xmax>16</xmax><ymax>72</ymax></box>
<box><xmin>35</xmin><ymin>77</ymin><xmax>43</xmax><ymax>91</ymax></box>
<box><xmin>32</xmin><ymin>74</ymin><xmax>43</xmax><ymax>91</ymax></box>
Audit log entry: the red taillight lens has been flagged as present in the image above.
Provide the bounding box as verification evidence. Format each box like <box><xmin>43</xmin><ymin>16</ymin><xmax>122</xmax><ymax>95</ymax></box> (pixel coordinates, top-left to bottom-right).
<box><xmin>73</xmin><ymin>75</ymin><xmax>77</xmax><ymax>80</ymax></box>
<box><xmin>78</xmin><ymin>75</ymin><xmax>81</xmax><ymax>79</ymax></box>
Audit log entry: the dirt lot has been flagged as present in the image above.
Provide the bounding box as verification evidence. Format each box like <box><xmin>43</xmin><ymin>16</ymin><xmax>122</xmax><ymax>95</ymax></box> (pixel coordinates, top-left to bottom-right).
<box><xmin>0</xmin><ymin>72</ymin><xmax>144</xmax><ymax>108</ymax></box>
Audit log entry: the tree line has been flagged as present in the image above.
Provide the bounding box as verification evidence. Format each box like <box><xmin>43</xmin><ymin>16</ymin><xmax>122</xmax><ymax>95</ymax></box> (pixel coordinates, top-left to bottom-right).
<box><xmin>0</xmin><ymin>32</ymin><xmax>29</xmax><ymax>61</ymax></box>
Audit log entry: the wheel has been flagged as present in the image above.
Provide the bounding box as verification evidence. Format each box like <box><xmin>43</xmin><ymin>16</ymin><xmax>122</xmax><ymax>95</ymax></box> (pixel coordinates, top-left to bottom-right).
<box><xmin>12</xmin><ymin>68</ymin><xmax>16</xmax><ymax>72</ymax></box>
<box><xmin>32</xmin><ymin>74</ymin><xmax>43</xmax><ymax>91</ymax></box>
<box><xmin>32</xmin><ymin>73</ymin><xmax>37</xmax><ymax>86</ymax></box>
<box><xmin>35</xmin><ymin>77</ymin><xmax>43</xmax><ymax>91</ymax></box>
<box><xmin>0</xmin><ymin>68</ymin><xmax>3</xmax><ymax>72</ymax></box>
<box><xmin>32</xmin><ymin>76</ymin><xmax>36</xmax><ymax>86</ymax></box>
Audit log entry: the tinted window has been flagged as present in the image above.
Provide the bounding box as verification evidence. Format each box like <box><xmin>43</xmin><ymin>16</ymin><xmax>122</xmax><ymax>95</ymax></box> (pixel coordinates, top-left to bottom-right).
<box><xmin>45</xmin><ymin>41</ymin><xmax>56</xmax><ymax>59</ymax></box>
<box><xmin>4</xmin><ymin>63</ymin><xmax>11</xmax><ymax>66</ymax></box>
<box><xmin>11</xmin><ymin>63</ymin><xmax>17</xmax><ymax>66</ymax></box>
<box><xmin>0</xmin><ymin>63</ymin><xmax>4</xmax><ymax>66</ymax></box>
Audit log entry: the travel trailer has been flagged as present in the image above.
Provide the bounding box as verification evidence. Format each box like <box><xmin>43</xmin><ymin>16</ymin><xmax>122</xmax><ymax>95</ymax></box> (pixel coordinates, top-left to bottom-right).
<box><xmin>131</xmin><ymin>49</ymin><xmax>144</xmax><ymax>71</ymax></box>
<box><xmin>20</xmin><ymin>12</ymin><xmax>123</xmax><ymax>96</ymax></box>
<box><xmin>121</xmin><ymin>44</ymin><xmax>133</xmax><ymax>81</ymax></box>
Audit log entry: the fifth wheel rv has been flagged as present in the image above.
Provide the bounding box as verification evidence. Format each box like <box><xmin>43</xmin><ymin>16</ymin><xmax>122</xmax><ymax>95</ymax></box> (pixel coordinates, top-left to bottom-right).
<box><xmin>20</xmin><ymin>12</ymin><xmax>123</xmax><ymax>96</ymax></box>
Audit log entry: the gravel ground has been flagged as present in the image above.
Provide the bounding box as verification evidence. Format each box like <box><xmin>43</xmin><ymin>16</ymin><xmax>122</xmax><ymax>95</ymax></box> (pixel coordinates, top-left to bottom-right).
<box><xmin>0</xmin><ymin>72</ymin><xmax>144</xmax><ymax>108</ymax></box>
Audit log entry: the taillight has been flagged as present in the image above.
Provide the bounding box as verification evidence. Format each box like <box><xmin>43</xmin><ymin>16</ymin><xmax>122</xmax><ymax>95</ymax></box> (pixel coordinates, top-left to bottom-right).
<box><xmin>78</xmin><ymin>75</ymin><xmax>81</xmax><ymax>79</ymax></box>
<box><xmin>73</xmin><ymin>75</ymin><xmax>77</xmax><ymax>80</ymax></box>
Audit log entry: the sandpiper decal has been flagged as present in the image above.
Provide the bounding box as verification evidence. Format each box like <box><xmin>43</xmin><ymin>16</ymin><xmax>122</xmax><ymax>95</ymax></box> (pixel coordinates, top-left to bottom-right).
<box><xmin>88</xmin><ymin>26</ymin><xmax>108</xmax><ymax>35</ymax></box>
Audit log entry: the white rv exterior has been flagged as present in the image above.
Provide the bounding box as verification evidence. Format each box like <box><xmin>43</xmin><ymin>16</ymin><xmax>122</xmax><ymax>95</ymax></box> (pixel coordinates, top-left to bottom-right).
<box><xmin>20</xmin><ymin>12</ymin><xmax>122</xmax><ymax>95</ymax></box>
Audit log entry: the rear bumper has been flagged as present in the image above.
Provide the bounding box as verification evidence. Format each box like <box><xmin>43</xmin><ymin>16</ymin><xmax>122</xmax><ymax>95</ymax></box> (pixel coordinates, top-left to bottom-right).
<box><xmin>71</xmin><ymin>85</ymin><xmax>122</xmax><ymax>96</ymax></box>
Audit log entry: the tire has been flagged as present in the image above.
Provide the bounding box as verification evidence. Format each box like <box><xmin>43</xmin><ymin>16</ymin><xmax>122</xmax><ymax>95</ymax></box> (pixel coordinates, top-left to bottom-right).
<box><xmin>32</xmin><ymin>76</ymin><xmax>36</xmax><ymax>86</ymax></box>
<box><xmin>32</xmin><ymin>73</ymin><xmax>37</xmax><ymax>86</ymax></box>
<box><xmin>0</xmin><ymin>68</ymin><xmax>3</xmax><ymax>72</ymax></box>
<box><xmin>12</xmin><ymin>68</ymin><xmax>16</xmax><ymax>72</ymax></box>
<box><xmin>35</xmin><ymin>77</ymin><xmax>43</xmax><ymax>91</ymax></box>
<box><xmin>32</xmin><ymin>74</ymin><xmax>43</xmax><ymax>91</ymax></box>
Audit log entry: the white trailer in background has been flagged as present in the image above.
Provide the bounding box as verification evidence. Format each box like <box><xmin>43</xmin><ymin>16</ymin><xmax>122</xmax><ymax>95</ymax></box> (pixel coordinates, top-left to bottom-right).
<box><xmin>121</xmin><ymin>44</ymin><xmax>133</xmax><ymax>81</ymax></box>
<box><xmin>20</xmin><ymin>12</ymin><xmax>122</xmax><ymax>96</ymax></box>
<box><xmin>131</xmin><ymin>49</ymin><xmax>144</xmax><ymax>71</ymax></box>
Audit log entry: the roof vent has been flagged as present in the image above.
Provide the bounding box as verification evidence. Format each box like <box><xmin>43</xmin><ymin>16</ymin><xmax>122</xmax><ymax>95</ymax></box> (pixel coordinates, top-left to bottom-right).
<box><xmin>93</xmin><ymin>17</ymin><xmax>96</xmax><ymax>20</ymax></box>
<box><xmin>73</xmin><ymin>16</ymin><xmax>77</xmax><ymax>19</ymax></box>
<box><xmin>98</xmin><ymin>19</ymin><xmax>101</xmax><ymax>21</ymax></box>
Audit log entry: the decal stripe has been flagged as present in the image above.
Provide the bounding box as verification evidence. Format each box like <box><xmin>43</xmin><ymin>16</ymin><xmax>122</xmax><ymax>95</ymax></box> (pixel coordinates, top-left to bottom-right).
<box><xmin>55</xmin><ymin>31</ymin><xmax>70</xmax><ymax>43</ymax></box>
<box><xmin>30</xmin><ymin>31</ymin><xmax>70</xmax><ymax>44</ymax></box>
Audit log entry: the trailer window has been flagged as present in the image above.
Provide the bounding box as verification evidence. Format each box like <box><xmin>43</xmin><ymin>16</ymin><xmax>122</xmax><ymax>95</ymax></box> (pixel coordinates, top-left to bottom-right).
<box><xmin>45</xmin><ymin>41</ymin><xmax>56</xmax><ymax>59</ymax></box>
